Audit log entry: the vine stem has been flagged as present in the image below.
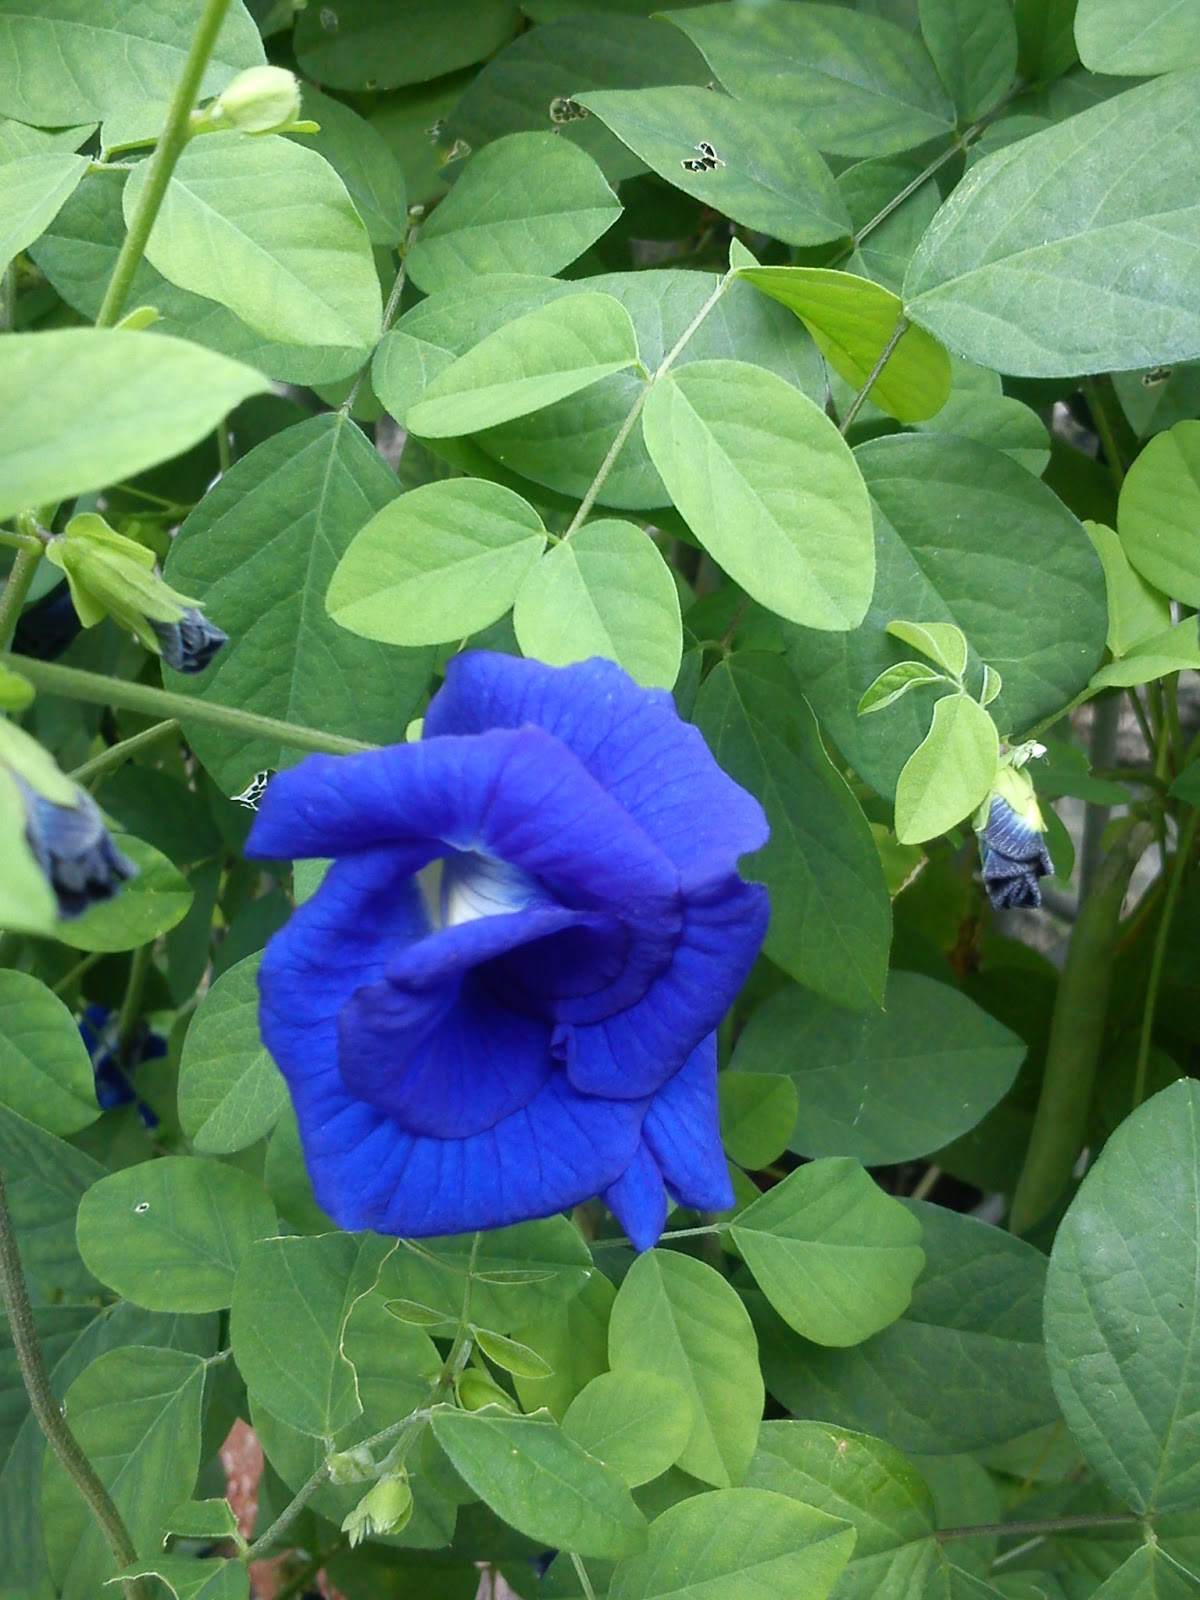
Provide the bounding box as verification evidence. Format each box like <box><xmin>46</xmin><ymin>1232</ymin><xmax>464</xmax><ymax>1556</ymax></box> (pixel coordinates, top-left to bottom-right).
<box><xmin>936</xmin><ymin>1511</ymin><xmax>1144</xmax><ymax>1543</ymax></box>
<box><xmin>341</xmin><ymin>227</ymin><xmax>416</xmax><ymax>417</ymax></box>
<box><xmin>840</xmin><ymin>315</ymin><xmax>909</xmax><ymax>435</ymax></box>
<box><xmin>95</xmin><ymin>0</ymin><xmax>233</xmax><ymax>327</ymax></box>
<box><xmin>0</xmin><ymin>1175</ymin><xmax>145</xmax><ymax>1599</ymax></box>
<box><xmin>70</xmin><ymin>719</ymin><xmax>180</xmax><ymax>787</ymax></box>
<box><xmin>570</xmin><ymin>1553</ymin><xmax>600</xmax><ymax>1600</ymax></box>
<box><xmin>116</xmin><ymin>943</ymin><xmax>153</xmax><ymax>1064</ymax></box>
<box><xmin>590</xmin><ymin>1221</ymin><xmax>726</xmax><ymax>1251</ymax></box>
<box><xmin>1132</xmin><ymin>807</ymin><xmax>1199</xmax><ymax>1110</ymax></box>
<box><xmin>0</xmin><ymin>546</ymin><xmax>44</xmax><ymax>651</ymax></box>
<box><xmin>1</xmin><ymin>654</ymin><xmax>374</xmax><ymax>759</ymax></box>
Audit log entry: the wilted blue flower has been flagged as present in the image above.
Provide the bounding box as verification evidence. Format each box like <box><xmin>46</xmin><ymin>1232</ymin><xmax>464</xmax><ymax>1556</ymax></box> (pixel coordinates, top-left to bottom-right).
<box><xmin>78</xmin><ymin>1004</ymin><xmax>165</xmax><ymax>1126</ymax></box>
<box><xmin>18</xmin><ymin>777</ymin><xmax>136</xmax><ymax>918</ymax></box>
<box><xmin>978</xmin><ymin>794</ymin><xmax>1054</xmax><ymax>910</ymax></box>
<box><xmin>246</xmin><ymin>653</ymin><xmax>769</xmax><ymax>1248</ymax></box>
<box><xmin>150</xmin><ymin>607</ymin><xmax>228</xmax><ymax>674</ymax></box>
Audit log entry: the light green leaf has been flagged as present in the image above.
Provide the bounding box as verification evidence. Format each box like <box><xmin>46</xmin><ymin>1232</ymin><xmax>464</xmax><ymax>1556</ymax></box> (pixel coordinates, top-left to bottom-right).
<box><xmin>405</xmin><ymin>293</ymin><xmax>641</xmax><ymax>436</ymax></box>
<box><xmin>608</xmin><ymin>1249</ymin><xmax>763</xmax><ymax>1488</ymax></box>
<box><xmin>177</xmin><ymin>953</ymin><xmax>287</xmax><ymax>1154</ymax></box>
<box><xmin>512</xmin><ymin>1271</ymin><xmax>614</xmax><ymax>1421</ymax></box>
<box><xmin>608</xmin><ymin>1486</ymin><xmax>855</xmax><ymax>1600</ymax></box>
<box><xmin>562</xmin><ymin>1371</ymin><xmax>693</xmax><ymax>1488</ymax></box>
<box><xmin>42</xmin><ymin>1348</ymin><xmax>205</xmax><ymax>1600</ymax></box>
<box><xmin>667</xmin><ymin>1</ymin><xmax>955</xmax><ymax>157</ymax></box>
<box><xmin>0</xmin><ymin>970</ymin><xmax>98</xmax><ymax>1135</ymax></box>
<box><xmin>912</xmin><ymin>389</ymin><xmax>1051</xmax><ymax>476</ymax></box>
<box><xmin>1076</xmin><ymin>0</ymin><xmax>1200</xmax><ymax>74</ymax></box>
<box><xmin>859</xmin><ymin>660</ymin><xmax>949</xmax><ymax>716</ymax></box>
<box><xmin>905</xmin><ymin>70</ymin><xmax>1200</xmax><ymax>375</ymax></box>
<box><xmin>0</xmin><ymin>1104</ymin><xmax>103</xmax><ymax>1305</ymax></box>
<box><xmin>287</xmin><ymin>84</ymin><xmax>408</xmax><ymax>246</ymax></box>
<box><xmin>76</xmin><ymin>1158</ymin><xmax>276</xmax><ymax>1313</ymax></box>
<box><xmin>1045</xmin><ymin>1080</ymin><xmax>1200</xmax><ymax>1513</ymax></box>
<box><xmin>0</xmin><ymin>0</ymin><xmax>263</xmax><ymax>124</ymax></box>
<box><xmin>1084</xmin><ymin>520</ymin><xmax>1172</xmax><ymax>658</ymax></box>
<box><xmin>981</xmin><ymin>664</ymin><xmax>1002</xmax><ymax>706</ymax></box>
<box><xmin>473</xmin><ymin>1327</ymin><xmax>553</xmax><ymax>1380</ymax></box>
<box><xmin>731</xmin><ymin>1160</ymin><xmax>925</xmax><ymax>1346</ymax></box>
<box><xmin>737</xmin><ymin>264</ymin><xmax>951</xmax><ymax>423</ymax></box>
<box><xmin>1087</xmin><ymin>619</ymin><xmax>1200</xmax><ymax>692</ymax></box>
<box><xmin>54</xmin><ymin>834</ymin><xmax>192</xmax><ymax>953</ymax></box>
<box><xmin>328</xmin><ymin>477</ymin><xmax>546</xmax><ymax>647</ymax></box>
<box><xmin>513</xmin><ymin>518</ymin><xmax>682</xmax><ymax>689</ymax></box>
<box><xmin>918</xmin><ymin>0</ymin><xmax>1018</xmax><ymax>121</ymax></box>
<box><xmin>757</xmin><ymin>1201</ymin><xmax>1057</xmax><ymax>1454</ymax></box>
<box><xmin>165</xmin><ymin>413</ymin><xmax>433</xmax><ymax>793</ymax></box>
<box><xmin>735</xmin><ymin>970</ymin><xmax>1025</xmax><ymax>1167</ymax></box>
<box><xmin>1118</xmin><ymin>420</ymin><xmax>1200</xmax><ymax>606</ymax></box>
<box><xmin>719</xmin><ymin>1072</ymin><xmax>800</xmax><ymax>1172</ymax></box>
<box><xmin>1090</xmin><ymin>1543</ymin><xmax>1200</xmax><ymax>1600</ymax></box>
<box><xmin>0</xmin><ymin>328</ymin><xmax>267</xmax><ymax>522</ymax></box>
<box><xmin>0</xmin><ymin>151</ymin><xmax>88</xmax><ymax>272</ymax></box>
<box><xmin>125</xmin><ymin>131</ymin><xmax>382</xmax><ymax>355</ymax></box>
<box><xmin>887</xmin><ymin>620</ymin><xmax>969</xmax><ymax>679</ymax></box>
<box><xmin>643</xmin><ymin>361</ymin><xmax>874</xmax><ymax>629</ymax></box>
<box><xmin>0</xmin><ymin>117</ymin><xmax>95</xmax><ymax>161</ymax></box>
<box><xmin>406</xmin><ymin>132</ymin><xmax>620</xmax><ymax>294</ymax></box>
<box><xmin>895</xmin><ymin>694</ymin><xmax>998</xmax><ymax>843</ymax></box>
<box><xmin>294</xmin><ymin>0</ymin><xmax>519</xmax><ymax>89</ymax></box>
<box><xmin>577</xmin><ymin>85</ymin><xmax>850</xmax><ymax>246</ymax></box>
<box><xmin>431</xmin><ymin>1407</ymin><xmax>647</xmax><ymax>1559</ymax></box>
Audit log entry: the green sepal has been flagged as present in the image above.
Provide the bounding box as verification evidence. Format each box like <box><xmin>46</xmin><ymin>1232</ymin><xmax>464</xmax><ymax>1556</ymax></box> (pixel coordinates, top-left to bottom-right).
<box><xmin>46</xmin><ymin>511</ymin><xmax>199</xmax><ymax>649</ymax></box>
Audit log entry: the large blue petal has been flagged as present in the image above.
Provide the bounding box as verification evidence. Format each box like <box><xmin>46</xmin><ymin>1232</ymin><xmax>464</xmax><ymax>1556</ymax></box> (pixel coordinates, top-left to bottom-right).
<box><xmin>424</xmin><ymin>654</ymin><xmax>769</xmax><ymax>891</ymax></box>
<box><xmin>258</xmin><ymin>851</ymin><xmax>647</xmax><ymax>1235</ymax></box>
<box><xmin>556</xmin><ymin>878</ymin><xmax>769</xmax><ymax>1098</ymax></box>
<box><xmin>603</xmin><ymin>1143</ymin><xmax>668</xmax><ymax>1254</ymax></box>
<box><xmin>643</xmin><ymin>1036</ymin><xmax>734</xmax><ymax>1213</ymax></box>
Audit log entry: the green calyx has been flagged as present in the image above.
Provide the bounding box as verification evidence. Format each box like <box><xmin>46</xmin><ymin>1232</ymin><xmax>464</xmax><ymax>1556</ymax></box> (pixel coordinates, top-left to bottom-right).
<box><xmin>46</xmin><ymin>513</ymin><xmax>198</xmax><ymax>655</ymax></box>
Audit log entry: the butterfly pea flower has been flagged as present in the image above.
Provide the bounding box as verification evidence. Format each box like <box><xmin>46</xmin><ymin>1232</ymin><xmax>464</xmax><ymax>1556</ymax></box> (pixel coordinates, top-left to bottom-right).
<box><xmin>976</xmin><ymin>755</ymin><xmax>1054</xmax><ymax>910</ymax></box>
<box><xmin>78</xmin><ymin>1004</ymin><xmax>165</xmax><ymax>1126</ymax></box>
<box><xmin>246</xmin><ymin>653</ymin><xmax>769</xmax><ymax>1249</ymax></box>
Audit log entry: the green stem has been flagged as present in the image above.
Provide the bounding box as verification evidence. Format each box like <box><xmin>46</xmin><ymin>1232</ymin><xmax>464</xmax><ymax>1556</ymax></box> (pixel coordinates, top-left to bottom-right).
<box><xmin>0</xmin><ymin>1174</ymin><xmax>144</xmax><ymax>1599</ymax></box>
<box><xmin>95</xmin><ymin>0</ymin><xmax>234</xmax><ymax>327</ymax></box>
<box><xmin>570</xmin><ymin>1553</ymin><xmax>599</xmax><ymax>1600</ymax></box>
<box><xmin>840</xmin><ymin>315</ymin><xmax>909</xmax><ymax>435</ymax></box>
<box><xmin>2</xmin><ymin>654</ymin><xmax>374</xmax><ymax>759</ymax></box>
<box><xmin>591</xmin><ymin>1221</ymin><xmax>726</xmax><ymax>1251</ymax></box>
<box><xmin>1010</xmin><ymin>821</ymin><xmax>1154</xmax><ymax>1234</ymax></box>
<box><xmin>71</xmin><ymin>719</ymin><xmax>180</xmax><ymax>787</ymax></box>
<box><xmin>1081</xmin><ymin>375</ymin><xmax>1128</xmax><ymax>491</ymax></box>
<box><xmin>116</xmin><ymin>944</ymin><xmax>152</xmax><ymax>1065</ymax></box>
<box><xmin>341</xmin><ymin>236</ymin><xmax>414</xmax><ymax>417</ymax></box>
<box><xmin>937</xmin><ymin>1511</ymin><xmax>1144</xmax><ymax>1544</ymax></box>
<box><xmin>0</xmin><ymin>262</ymin><xmax>14</xmax><ymax>332</ymax></box>
<box><xmin>0</xmin><ymin>530</ymin><xmax>43</xmax><ymax>554</ymax></box>
<box><xmin>1128</xmin><ymin>688</ymin><xmax>1156</xmax><ymax>761</ymax></box>
<box><xmin>0</xmin><ymin>546</ymin><xmax>44</xmax><ymax>651</ymax></box>
<box><xmin>1132</xmin><ymin>808</ymin><xmax>1198</xmax><ymax>1111</ymax></box>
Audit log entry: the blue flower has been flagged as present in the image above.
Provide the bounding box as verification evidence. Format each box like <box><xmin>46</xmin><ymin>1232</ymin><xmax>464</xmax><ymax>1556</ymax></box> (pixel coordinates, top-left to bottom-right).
<box><xmin>151</xmin><ymin>607</ymin><xmax>228</xmax><ymax>674</ymax></box>
<box><xmin>978</xmin><ymin>795</ymin><xmax>1054</xmax><ymax>910</ymax></box>
<box><xmin>246</xmin><ymin>653</ymin><xmax>769</xmax><ymax>1249</ymax></box>
<box><xmin>18</xmin><ymin>778</ymin><xmax>136</xmax><ymax>917</ymax></box>
<box><xmin>78</xmin><ymin>1004</ymin><xmax>166</xmax><ymax>1127</ymax></box>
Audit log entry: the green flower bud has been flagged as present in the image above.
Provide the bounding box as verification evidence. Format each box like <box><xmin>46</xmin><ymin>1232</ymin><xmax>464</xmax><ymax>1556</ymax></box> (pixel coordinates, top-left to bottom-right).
<box><xmin>454</xmin><ymin>1369</ymin><xmax>519</xmax><ymax>1413</ymax></box>
<box><xmin>209</xmin><ymin>66</ymin><xmax>303</xmax><ymax>134</ymax></box>
<box><xmin>326</xmin><ymin>1444</ymin><xmax>376</xmax><ymax>1484</ymax></box>
<box><xmin>341</xmin><ymin>1467</ymin><xmax>413</xmax><ymax>1548</ymax></box>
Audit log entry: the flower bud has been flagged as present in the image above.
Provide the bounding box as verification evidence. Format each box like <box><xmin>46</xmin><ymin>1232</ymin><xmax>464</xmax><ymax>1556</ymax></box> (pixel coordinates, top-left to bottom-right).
<box><xmin>975</xmin><ymin>758</ymin><xmax>1053</xmax><ymax>911</ymax></box>
<box><xmin>341</xmin><ymin>1468</ymin><xmax>413</xmax><ymax>1547</ymax></box>
<box><xmin>209</xmin><ymin>66</ymin><xmax>303</xmax><ymax>134</ymax></box>
<box><xmin>326</xmin><ymin>1444</ymin><xmax>377</xmax><ymax>1485</ymax></box>
<box><xmin>150</xmin><ymin>608</ymin><xmax>228</xmax><ymax>674</ymax></box>
<box><xmin>454</xmin><ymin>1370</ymin><xmax>519</xmax><ymax>1413</ymax></box>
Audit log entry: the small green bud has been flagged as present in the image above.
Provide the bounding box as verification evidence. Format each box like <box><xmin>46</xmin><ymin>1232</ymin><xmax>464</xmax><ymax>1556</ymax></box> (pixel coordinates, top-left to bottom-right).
<box><xmin>209</xmin><ymin>66</ymin><xmax>303</xmax><ymax>134</ymax></box>
<box><xmin>454</xmin><ymin>1369</ymin><xmax>519</xmax><ymax>1413</ymax></box>
<box><xmin>340</xmin><ymin>1468</ymin><xmax>413</xmax><ymax>1548</ymax></box>
<box><xmin>0</xmin><ymin>665</ymin><xmax>34</xmax><ymax>713</ymax></box>
<box><xmin>326</xmin><ymin>1443</ymin><xmax>376</xmax><ymax>1484</ymax></box>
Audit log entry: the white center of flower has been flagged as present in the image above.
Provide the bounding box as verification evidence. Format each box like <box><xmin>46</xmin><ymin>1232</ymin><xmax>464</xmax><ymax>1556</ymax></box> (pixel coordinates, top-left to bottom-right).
<box><xmin>439</xmin><ymin>852</ymin><xmax>541</xmax><ymax>927</ymax></box>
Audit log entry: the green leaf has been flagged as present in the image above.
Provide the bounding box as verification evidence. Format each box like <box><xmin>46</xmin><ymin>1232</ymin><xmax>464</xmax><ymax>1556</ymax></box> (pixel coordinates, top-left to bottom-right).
<box><xmin>473</xmin><ymin>1328</ymin><xmax>553</xmax><ymax>1380</ymax></box>
<box><xmin>608</xmin><ymin>1250</ymin><xmax>762</xmax><ymax>1488</ymax></box>
<box><xmin>1045</xmin><ymin>1080</ymin><xmax>1200</xmax><ymax>1514</ymax></box>
<box><xmin>747</xmin><ymin>1418</ymin><xmax>940</xmax><ymax>1599</ymax></box>
<box><xmin>667</xmin><ymin>2</ymin><xmax>954</xmax><ymax>157</ymax></box>
<box><xmin>1076</xmin><ymin>0</ymin><xmax>1200</xmax><ymax>74</ymax></box>
<box><xmin>0</xmin><ymin>329</ymin><xmax>267</xmax><ymax>522</ymax></box>
<box><xmin>735</xmin><ymin>970</ymin><xmax>1025</xmax><ymax>1167</ymax></box>
<box><xmin>124</xmin><ymin>131</ymin><xmax>381</xmax><ymax>357</ymax></box>
<box><xmin>736</xmin><ymin>264</ymin><xmax>952</xmax><ymax>424</ymax></box>
<box><xmin>562</xmin><ymin>1372</ymin><xmax>693</xmax><ymax>1489</ymax></box>
<box><xmin>287</xmin><ymin>84</ymin><xmax>408</xmax><ymax>246</ymax></box>
<box><xmin>608</xmin><ymin>1486</ymin><xmax>855</xmax><ymax>1600</ymax></box>
<box><xmin>0</xmin><ymin>151</ymin><xmax>88</xmax><ymax>272</ymax></box>
<box><xmin>918</xmin><ymin>0</ymin><xmax>1018</xmax><ymax>121</ymax></box>
<box><xmin>1085</xmin><ymin>520</ymin><xmax>1172</xmax><ymax>658</ymax></box>
<box><xmin>576</xmin><ymin>86</ymin><xmax>850</xmax><ymax>246</ymax></box>
<box><xmin>164</xmin><ymin>413</ymin><xmax>433</xmax><ymax>792</ymax></box>
<box><xmin>108</xmin><ymin>1556</ymin><xmax>247</xmax><ymax>1600</ymax></box>
<box><xmin>1013</xmin><ymin>0</ymin><xmax>1078</xmax><ymax>79</ymax></box>
<box><xmin>328</xmin><ymin>477</ymin><xmax>547</xmax><ymax>647</ymax></box>
<box><xmin>513</xmin><ymin>518</ymin><xmax>682</xmax><ymax>689</ymax></box>
<box><xmin>756</xmin><ymin>1201</ymin><xmax>1057</xmax><ymax>1454</ymax></box>
<box><xmin>165</xmin><ymin>1500</ymin><xmax>240</xmax><ymax>1541</ymax></box>
<box><xmin>0</xmin><ymin>1106</ymin><xmax>103</xmax><ymax>1305</ymax></box>
<box><xmin>787</xmin><ymin>434</ymin><xmax>1107</xmax><ymax>798</ymax></box>
<box><xmin>177</xmin><ymin>953</ymin><xmax>287</xmax><ymax>1154</ymax></box>
<box><xmin>718</xmin><ymin>1073</ymin><xmax>799</xmax><ymax>1172</ymax></box>
<box><xmin>894</xmin><ymin>693</ymin><xmax>999</xmax><ymax>844</ymax></box>
<box><xmin>0</xmin><ymin>772</ymin><xmax>52</xmax><ymax>940</ymax></box>
<box><xmin>42</xmin><ymin>1347</ymin><xmax>205</xmax><ymax>1600</ymax></box>
<box><xmin>406</xmin><ymin>293</ymin><xmax>640</xmax><ymax>437</ymax></box>
<box><xmin>643</xmin><ymin>361</ymin><xmax>874</xmax><ymax>629</ymax></box>
<box><xmin>1118</xmin><ymin>421</ymin><xmax>1200</xmax><ymax>606</ymax></box>
<box><xmin>1087</xmin><ymin>620</ymin><xmax>1200</xmax><ymax>692</ymax></box>
<box><xmin>886</xmin><ymin>620</ymin><xmax>969</xmax><ymax>679</ymax></box>
<box><xmin>1091</xmin><ymin>1544</ymin><xmax>1200</xmax><ymax>1600</ymax></box>
<box><xmin>905</xmin><ymin>71</ymin><xmax>1200</xmax><ymax>375</ymax></box>
<box><xmin>694</xmin><ymin>654</ymin><xmax>891</xmax><ymax>1011</ymax></box>
<box><xmin>76</xmin><ymin>1157</ymin><xmax>276</xmax><ymax>1313</ymax></box>
<box><xmin>0</xmin><ymin>970</ymin><xmax>98</xmax><ymax>1135</ymax></box>
<box><xmin>231</xmin><ymin>1232</ymin><xmax>386</xmax><ymax>1436</ymax></box>
<box><xmin>512</xmin><ymin>1272</ymin><xmax>615</xmax><ymax>1422</ymax></box>
<box><xmin>53</xmin><ymin>834</ymin><xmax>193</xmax><ymax>953</ymax></box>
<box><xmin>731</xmin><ymin>1160</ymin><xmax>925</xmax><ymax>1347</ymax></box>
<box><xmin>859</xmin><ymin>660</ymin><xmax>949</xmax><ymax>715</ymax></box>
<box><xmin>431</xmin><ymin>1407</ymin><xmax>647</xmax><ymax>1559</ymax></box>
<box><xmin>406</xmin><ymin>132</ymin><xmax>620</xmax><ymax>294</ymax></box>
<box><xmin>912</xmin><ymin>389</ymin><xmax>1051</xmax><ymax>476</ymax></box>
<box><xmin>0</xmin><ymin>0</ymin><xmax>263</xmax><ymax>124</ymax></box>
<box><xmin>294</xmin><ymin>0</ymin><xmax>519</xmax><ymax>89</ymax></box>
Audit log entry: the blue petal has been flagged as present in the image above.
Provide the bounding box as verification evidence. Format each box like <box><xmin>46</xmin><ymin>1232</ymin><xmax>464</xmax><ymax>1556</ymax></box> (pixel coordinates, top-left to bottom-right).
<box><xmin>424</xmin><ymin>654</ymin><xmax>769</xmax><ymax>891</ymax></box>
<box><xmin>557</xmin><ymin>878</ymin><xmax>769</xmax><ymax>1098</ymax></box>
<box><xmin>258</xmin><ymin>850</ymin><xmax>646</xmax><ymax>1235</ymax></box>
<box><xmin>604</xmin><ymin>1143</ymin><xmax>668</xmax><ymax>1252</ymax></box>
<box><xmin>980</xmin><ymin>797</ymin><xmax>1053</xmax><ymax>870</ymax></box>
<box><xmin>643</xmin><ymin>1036</ymin><xmax>734</xmax><ymax>1213</ymax></box>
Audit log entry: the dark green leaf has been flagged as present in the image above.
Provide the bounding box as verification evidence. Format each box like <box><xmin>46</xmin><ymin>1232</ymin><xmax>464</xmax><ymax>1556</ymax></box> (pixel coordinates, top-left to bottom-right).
<box><xmin>918</xmin><ymin>0</ymin><xmax>1018</xmax><ymax>121</ymax></box>
<box><xmin>177</xmin><ymin>953</ymin><xmax>287</xmax><ymax>1154</ymax></box>
<box><xmin>0</xmin><ymin>971</ymin><xmax>98</xmax><ymax>1135</ymax></box>
<box><xmin>718</xmin><ymin>1073</ymin><xmax>799</xmax><ymax>1172</ymax></box>
<box><xmin>295</xmin><ymin>0</ymin><xmax>519</xmax><ymax>89</ymax></box>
